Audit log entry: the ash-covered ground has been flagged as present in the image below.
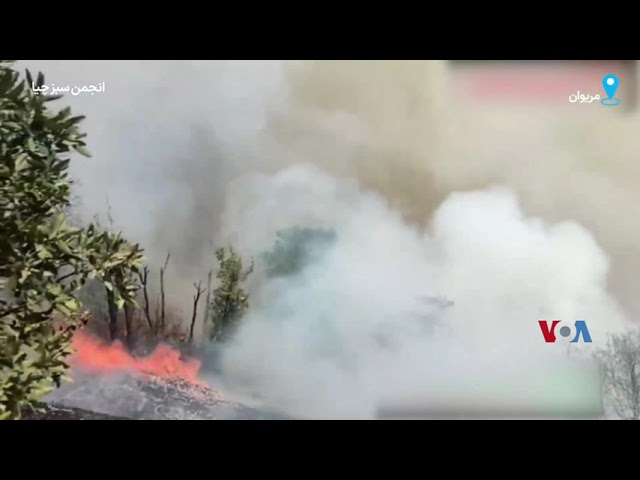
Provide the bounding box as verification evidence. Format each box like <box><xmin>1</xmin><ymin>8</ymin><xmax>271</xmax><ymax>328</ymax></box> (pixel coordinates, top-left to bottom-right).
<box><xmin>22</xmin><ymin>404</ymin><xmax>128</xmax><ymax>420</ymax></box>
<box><xmin>41</xmin><ymin>371</ymin><xmax>291</xmax><ymax>420</ymax></box>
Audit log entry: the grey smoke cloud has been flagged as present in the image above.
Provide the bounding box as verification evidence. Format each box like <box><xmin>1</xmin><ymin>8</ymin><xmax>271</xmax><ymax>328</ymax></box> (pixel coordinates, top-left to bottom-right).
<box><xmin>16</xmin><ymin>60</ymin><xmax>638</xmax><ymax>418</ymax></box>
<box><xmin>17</xmin><ymin>60</ymin><xmax>285</xmax><ymax>305</ymax></box>
<box><xmin>17</xmin><ymin>62</ymin><xmax>280</xmax><ymax>237</ymax></box>
<box><xmin>215</xmin><ymin>165</ymin><xmax>625</xmax><ymax>418</ymax></box>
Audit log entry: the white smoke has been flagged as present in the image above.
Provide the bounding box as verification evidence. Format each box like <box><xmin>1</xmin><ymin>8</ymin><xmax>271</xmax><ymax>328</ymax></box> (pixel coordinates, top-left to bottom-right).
<box><xmin>215</xmin><ymin>164</ymin><xmax>627</xmax><ymax>418</ymax></box>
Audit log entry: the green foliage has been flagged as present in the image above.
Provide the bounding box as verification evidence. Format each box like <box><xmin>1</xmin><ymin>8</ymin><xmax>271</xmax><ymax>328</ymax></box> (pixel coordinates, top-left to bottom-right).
<box><xmin>261</xmin><ymin>227</ymin><xmax>337</xmax><ymax>278</ymax></box>
<box><xmin>0</xmin><ymin>61</ymin><xmax>117</xmax><ymax>419</ymax></box>
<box><xmin>209</xmin><ymin>247</ymin><xmax>253</xmax><ymax>342</ymax></box>
<box><xmin>84</xmin><ymin>229</ymin><xmax>144</xmax><ymax>343</ymax></box>
<box><xmin>83</xmin><ymin>228</ymin><xmax>144</xmax><ymax>309</ymax></box>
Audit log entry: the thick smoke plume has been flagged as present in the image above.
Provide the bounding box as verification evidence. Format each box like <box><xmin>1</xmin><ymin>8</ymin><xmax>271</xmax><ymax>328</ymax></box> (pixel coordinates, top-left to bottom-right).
<box><xmin>215</xmin><ymin>166</ymin><xmax>624</xmax><ymax>418</ymax></box>
<box><xmin>18</xmin><ymin>60</ymin><xmax>639</xmax><ymax>418</ymax></box>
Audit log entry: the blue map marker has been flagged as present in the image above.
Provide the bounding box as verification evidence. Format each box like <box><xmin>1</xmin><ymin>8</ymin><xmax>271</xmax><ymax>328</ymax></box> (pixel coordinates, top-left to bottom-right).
<box><xmin>601</xmin><ymin>74</ymin><xmax>621</xmax><ymax>107</ymax></box>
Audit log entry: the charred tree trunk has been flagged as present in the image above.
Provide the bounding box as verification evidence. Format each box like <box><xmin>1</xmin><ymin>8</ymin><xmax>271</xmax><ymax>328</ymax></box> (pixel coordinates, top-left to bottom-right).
<box><xmin>154</xmin><ymin>297</ymin><xmax>160</xmax><ymax>337</ymax></box>
<box><xmin>159</xmin><ymin>252</ymin><xmax>170</xmax><ymax>337</ymax></box>
<box><xmin>106</xmin><ymin>287</ymin><xmax>119</xmax><ymax>343</ymax></box>
<box><xmin>124</xmin><ymin>303</ymin><xmax>134</xmax><ymax>351</ymax></box>
<box><xmin>138</xmin><ymin>266</ymin><xmax>154</xmax><ymax>332</ymax></box>
<box><xmin>202</xmin><ymin>269</ymin><xmax>213</xmax><ymax>341</ymax></box>
<box><xmin>189</xmin><ymin>282</ymin><xmax>205</xmax><ymax>344</ymax></box>
<box><xmin>160</xmin><ymin>270</ymin><xmax>166</xmax><ymax>335</ymax></box>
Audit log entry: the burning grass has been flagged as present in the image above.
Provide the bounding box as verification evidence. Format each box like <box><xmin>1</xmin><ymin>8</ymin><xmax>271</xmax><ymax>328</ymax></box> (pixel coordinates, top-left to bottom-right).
<box><xmin>69</xmin><ymin>331</ymin><xmax>205</xmax><ymax>387</ymax></box>
<box><xmin>39</xmin><ymin>328</ymin><xmax>290</xmax><ymax>419</ymax></box>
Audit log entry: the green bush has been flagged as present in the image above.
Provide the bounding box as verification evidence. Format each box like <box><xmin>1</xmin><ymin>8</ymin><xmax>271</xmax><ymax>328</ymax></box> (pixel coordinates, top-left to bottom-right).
<box><xmin>261</xmin><ymin>227</ymin><xmax>336</xmax><ymax>278</ymax></box>
<box><xmin>209</xmin><ymin>247</ymin><xmax>253</xmax><ymax>342</ymax></box>
<box><xmin>0</xmin><ymin>61</ymin><xmax>117</xmax><ymax>419</ymax></box>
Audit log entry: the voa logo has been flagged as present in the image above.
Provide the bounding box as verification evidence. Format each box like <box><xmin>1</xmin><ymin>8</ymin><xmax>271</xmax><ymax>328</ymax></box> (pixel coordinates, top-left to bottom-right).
<box><xmin>538</xmin><ymin>320</ymin><xmax>592</xmax><ymax>343</ymax></box>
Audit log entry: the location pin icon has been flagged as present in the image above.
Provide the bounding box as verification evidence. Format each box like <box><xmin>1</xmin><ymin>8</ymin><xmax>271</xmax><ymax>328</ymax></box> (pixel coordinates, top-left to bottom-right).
<box><xmin>602</xmin><ymin>74</ymin><xmax>619</xmax><ymax>100</ymax></box>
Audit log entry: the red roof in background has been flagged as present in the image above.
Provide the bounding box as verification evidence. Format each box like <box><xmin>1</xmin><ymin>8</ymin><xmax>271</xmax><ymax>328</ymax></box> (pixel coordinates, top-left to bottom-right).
<box><xmin>451</xmin><ymin>61</ymin><xmax>635</xmax><ymax>103</ymax></box>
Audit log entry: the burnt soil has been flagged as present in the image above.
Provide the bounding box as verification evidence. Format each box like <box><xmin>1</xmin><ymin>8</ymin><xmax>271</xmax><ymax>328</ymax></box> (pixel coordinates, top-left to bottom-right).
<box><xmin>36</xmin><ymin>371</ymin><xmax>291</xmax><ymax>420</ymax></box>
<box><xmin>22</xmin><ymin>403</ymin><xmax>128</xmax><ymax>420</ymax></box>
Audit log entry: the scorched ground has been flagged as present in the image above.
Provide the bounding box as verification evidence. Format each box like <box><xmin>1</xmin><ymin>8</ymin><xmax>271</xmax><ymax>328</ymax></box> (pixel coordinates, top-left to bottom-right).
<box><xmin>27</xmin><ymin>331</ymin><xmax>289</xmax><ymax>420</ymax></box>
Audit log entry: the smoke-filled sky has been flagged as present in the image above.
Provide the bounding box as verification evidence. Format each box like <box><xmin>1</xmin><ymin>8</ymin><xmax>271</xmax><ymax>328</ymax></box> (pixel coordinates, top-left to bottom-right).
<box><xmin>18</xmin><ymin>60</ymin><xmax>640</xmax><ymax>418</ymax></box>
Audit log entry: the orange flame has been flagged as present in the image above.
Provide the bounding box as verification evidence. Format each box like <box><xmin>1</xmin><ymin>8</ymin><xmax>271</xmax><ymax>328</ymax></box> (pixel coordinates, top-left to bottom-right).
<box><xmin>69</xmin><ymin>331</ymin><xmax>203</xmax><ymax>385</ymax></box>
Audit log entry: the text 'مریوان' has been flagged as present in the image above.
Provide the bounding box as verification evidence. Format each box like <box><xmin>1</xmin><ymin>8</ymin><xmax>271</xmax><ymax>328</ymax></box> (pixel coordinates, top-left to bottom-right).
<box><xmin>568</xmin><ymin>91</ymin><xmax>600</xmax><ymax>104</ymax></box>
<box><xmin>31</xmin><ymin>82</ymin><xmax>105</xmax><ymax>96</ymax></box>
